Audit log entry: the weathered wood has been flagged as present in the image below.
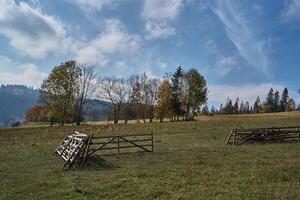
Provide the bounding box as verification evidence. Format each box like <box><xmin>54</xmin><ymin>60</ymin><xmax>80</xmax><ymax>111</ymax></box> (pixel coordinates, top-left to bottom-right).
<box><xmin>227</xmin><ymin>126</ymin><xmax>300</xmax><ymax>145</ymax></box>
<box><xmin>54</xmin><ymin>131</ymin><xmax>154</xmax><ymax>170</ymax></box>
<box><xmin>88</xmin><ymin>133</ymin><xmax>154</xmax><ymax>155</ymax></box>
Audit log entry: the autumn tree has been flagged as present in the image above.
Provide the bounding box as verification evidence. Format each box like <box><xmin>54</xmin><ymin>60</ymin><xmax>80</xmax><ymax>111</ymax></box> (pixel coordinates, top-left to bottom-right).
<box><xmin>98</xmin><ymin>77</ymin><xmax>127</xmax><ymax>124</ymax></box>
<box><xmin>123</xmin><ymin>75</ymin><xmax>139</xmax><ymax>124</ymax></box>
<box><xmin>40</xmin><ymin>60</ymin><xmax>81</xmax><ymax>126</ymax></box>
<box><xmin>148</xmin><ymin>78</ymin><xmax>160</xmax><ymax>122</ymax></box>
<box><xmin>25</xmin><ymin>104</ymin><xmax>49</xmax><ymax>122</ymax></box>
<box><xmin>75</xmin><ymin>64</ymin><xmax>97</xmax><ymax>125</ymax></box>
<box><xmin>185</xmin><ymin>68</ymin><xmax>208</xmax><ymax>120</ymax></box>
<box><xmin>155</xmin><ymin>80</ymin><xmax>172</xmax><ymax>122</ymax></box>
<box><xmin>285</xmin><ymin>98</ymin><xmax>296</xmax><ymax>111</ymax></box>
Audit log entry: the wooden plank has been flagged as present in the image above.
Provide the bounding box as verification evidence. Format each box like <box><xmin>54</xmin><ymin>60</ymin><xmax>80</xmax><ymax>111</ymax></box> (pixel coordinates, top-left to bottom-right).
<box><xmin>88</xmin><ymin>136</ymin><xmax>116</xmax><ymax>156</ymax></box>
<box><xmin>92</xmin><ymin>133</ymin><xmax>152</xmax><ymax>139</ymax></box>
<box><xmin>118</xmin><ymin>136</ymin><xmax>151</xmax><ymax>152</ymax></box>
<box><xmin>90</xmin><ymin>138</ymin><xmax>152</xmax><ymax>145</ymax></box>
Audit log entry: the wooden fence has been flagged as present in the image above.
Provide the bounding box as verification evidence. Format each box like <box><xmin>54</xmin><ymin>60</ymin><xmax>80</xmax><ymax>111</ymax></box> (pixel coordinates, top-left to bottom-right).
<box><xmin>88</xmin><ymin>133</ymin><xmax>154</xmax><ymax>156</ymax></box>
<box><xmin>54</xmin><ymin>131</ymin><xmax>153</xmax><ymax>169</ymax></box>
<box><xmin>227</xmin><ymin>126</ymin><xmax>300</xmax><ymax>145</ymax></box>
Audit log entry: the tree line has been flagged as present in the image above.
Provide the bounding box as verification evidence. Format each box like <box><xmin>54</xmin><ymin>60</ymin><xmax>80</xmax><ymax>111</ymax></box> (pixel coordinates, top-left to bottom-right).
<box><xmin>204</xmin><ymin>87</ymin><xmax>297</xmax><ymax>115</ymax></box>
<box><xmin>25</xmin><ymin>61</ymin><xmax>208</xmax><ymax>125</ymax></box>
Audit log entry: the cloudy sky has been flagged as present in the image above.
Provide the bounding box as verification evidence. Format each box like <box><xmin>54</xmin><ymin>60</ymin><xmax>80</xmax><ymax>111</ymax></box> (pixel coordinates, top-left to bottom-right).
<box><xmin>0</xmin><ymin>0</ymin><xmax>300</xmax><ymax>106</ymax></box>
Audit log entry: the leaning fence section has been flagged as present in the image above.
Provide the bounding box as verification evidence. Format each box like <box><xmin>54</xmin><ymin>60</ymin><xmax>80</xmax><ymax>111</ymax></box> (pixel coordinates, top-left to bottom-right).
<box><xmin>227</xmin><ymin>126</ymin><xmax>300</xmax><ymax>145</ymax></box>
<box><xmin>53</xmin><ymin>131</ymin><xmax>153</xmax><ymax>170</ymax></box>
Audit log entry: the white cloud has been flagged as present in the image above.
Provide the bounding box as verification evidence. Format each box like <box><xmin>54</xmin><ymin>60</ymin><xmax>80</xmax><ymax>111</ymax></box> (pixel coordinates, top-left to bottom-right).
<box><xmin>209</xmin><ymin>83</ymin><xmax>286</xmax><ymax>105</ymax></box>
<box><xmin>0</xmin><ymin>0</ymin><xmax>74</xmax><ymax>59</ymax></box>
<box><xmin>73</xmin><ymin>0</ymin><xmax>117</xmax><ymax>11</ymax></box>
<box><xmin>215</xmin><ymin>56</ymin><xmax>238</xmax><ymax>76</ymax></box>
<box><xmin>76</xmin><ymin>19</ymin><xmax>141</xmax><ymax>66</ymax></box>
<box><xmin>0</xmin><ymin>56</ymin><xmax>46</xmax><ymax>88</ymax></box>
<box><xmin>145</xmin><ymin>21</ymin><xmax>175</xmax><ymax>39</ymax></box>
<box><xmin>142</xmin><ymin>0</ymin><xmax>184</xmax><ymax>20</ymax></box>
<box><xmin>210</xmin><ymin>1</ymin><xmax>270</xmax><ymax>75</ymax></box>
<box><xmin>142</xmin><ymin>0</ymin><xmax>183</xmax><ymax>39</ymax></box>
<box><xmin>281</xmin><ymin>0</ymin><xmax>300</xmax><ymax>22</ymax></box>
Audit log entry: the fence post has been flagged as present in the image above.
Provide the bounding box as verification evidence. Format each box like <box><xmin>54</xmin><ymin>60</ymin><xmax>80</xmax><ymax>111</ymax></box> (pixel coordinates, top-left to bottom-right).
<box><xmin>151</xmin><ymin>130</ymin><xmax>154</xmax><ymax>152</ymax></box>
<box><xmin>117</xmin><ymin>136</ymin><xmax>120</xmax><ymax>154</ymax></box>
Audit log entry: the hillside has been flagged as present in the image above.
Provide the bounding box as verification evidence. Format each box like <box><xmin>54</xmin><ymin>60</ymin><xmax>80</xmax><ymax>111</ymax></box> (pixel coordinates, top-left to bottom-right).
<box><xmin>0</xmin><ymin>85</ymin><xmax>110</xmax><ymax>127</ymax></box>
<box><xmin>0</xmin><ymin>85</ymin><xmax>39</xmax><ymax>126</ymax></box>
<box><xmin>1</xmin><ymin>112</ymin><xmax>299</xmax><ymax>199</ymax></box>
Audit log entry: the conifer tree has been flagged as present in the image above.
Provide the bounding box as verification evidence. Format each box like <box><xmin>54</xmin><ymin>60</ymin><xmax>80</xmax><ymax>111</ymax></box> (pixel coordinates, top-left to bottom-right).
<box><xmin>239</xmin><ymin>101</ymin><xmax>245</xmax><ymax>114</ymax></box>
<box><xmin>266</xmin><ymin>88</ymin><xmax>274</xmax><ymax>112</ymax></box>
<box><xmin>245</xmin><ymin>101</ymin><xmax>250</xmax><ymax>114</ymax></box>
<box><xmin>233</xmin><ymin>97</ymin><xmax>239</xmax><ymax>114</ymax></box>
<box><xmin>170</xmin><ymin>66</ymin><xmax>185</xmax><ymax>120</ymax></box>
<box><xmin>274</xmin><ymin>90</ymin><xmax>280</xmax><ymax>112</ymax></box>
<box><xmin>279</xmin><ymin>87</ymin><xmax>289</xmax><ymax>112</ymax></box>
<box><xmin>253</xmin><ymin>96</ymin><xmax>261</xmax><ymax>113</ymax></box>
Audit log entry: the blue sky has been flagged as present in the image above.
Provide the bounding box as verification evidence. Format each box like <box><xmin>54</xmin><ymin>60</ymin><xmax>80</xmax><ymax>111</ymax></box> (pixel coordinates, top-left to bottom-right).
<box><xmin>0</xmin><ymin>0</ymin><xmax>300</xmax><ymax>105</ymax></box>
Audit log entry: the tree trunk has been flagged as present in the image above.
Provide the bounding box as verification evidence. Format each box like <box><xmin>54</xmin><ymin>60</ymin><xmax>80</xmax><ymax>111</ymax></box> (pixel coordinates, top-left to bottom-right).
<box><xmin>50</xmin><ymin>116</ymin><xmax>54</xmax><ymax>127</ymax></box>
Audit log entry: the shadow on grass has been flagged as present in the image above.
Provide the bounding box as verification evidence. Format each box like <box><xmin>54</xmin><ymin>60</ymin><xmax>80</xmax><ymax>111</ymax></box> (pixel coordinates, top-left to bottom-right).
<box><xmin>71</xmin><ymin>155</ymin><xmax>119</xmax><ymax>171</ymax></box>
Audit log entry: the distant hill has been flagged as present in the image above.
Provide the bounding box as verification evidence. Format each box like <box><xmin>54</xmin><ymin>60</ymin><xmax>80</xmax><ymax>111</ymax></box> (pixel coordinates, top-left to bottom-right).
<box><xmin>0</xmin><ymin>84</ymin><xmax>110</xmax><ymax>127</ymax></box>
<box><xmin>0</xmin><ymin>85</ymin><xmax>39</xmax><ymax>126</ymax></box>
<box><xmin>85</xmin><ymin>99</ymin><xmax>111</xmax><ymax>121</ymax></box>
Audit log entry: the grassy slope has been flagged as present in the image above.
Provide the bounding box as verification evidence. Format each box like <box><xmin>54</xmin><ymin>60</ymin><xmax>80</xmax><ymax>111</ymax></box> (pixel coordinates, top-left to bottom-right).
<box><xmin>1</xmin><ymin>112</ymin><xmax>300</xmax><ymax>200</ymax></box>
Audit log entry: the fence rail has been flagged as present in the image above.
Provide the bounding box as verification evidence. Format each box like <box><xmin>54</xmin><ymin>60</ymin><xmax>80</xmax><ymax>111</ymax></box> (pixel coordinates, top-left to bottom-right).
<box><xmin>88</xmin><ymin>133</ymin><xmax>154</xmax><ymax>156</ymax></box>
<box><xmin>54</xmin><ymin>131</ymin><xmax>154</xmax><ymax>170</ymax></box>
<box><xmin>227</xmin><ymin>126</ymin><xmax>300</xmax><ymax>145</ymax></box>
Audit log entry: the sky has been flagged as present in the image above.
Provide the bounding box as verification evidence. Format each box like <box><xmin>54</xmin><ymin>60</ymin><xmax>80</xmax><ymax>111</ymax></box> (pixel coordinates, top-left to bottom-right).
<box><xmin>0</xmin><ymin>0</ymin><xmax>300</xmax><ymax>106</ymax></box>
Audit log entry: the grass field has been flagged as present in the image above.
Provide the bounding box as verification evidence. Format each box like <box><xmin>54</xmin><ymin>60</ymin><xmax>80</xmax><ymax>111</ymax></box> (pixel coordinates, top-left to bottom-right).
<box><xmin>1</xmin><ymin>112</ymin><xmax>300</xmax><ymax>199</ymax></box>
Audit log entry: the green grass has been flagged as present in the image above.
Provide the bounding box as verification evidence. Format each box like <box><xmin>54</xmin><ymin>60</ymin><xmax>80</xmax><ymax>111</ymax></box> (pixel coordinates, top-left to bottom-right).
<box><xmin>1</xmin><ymin>112</ymin><xmax>300</xmax><ymax>199</ymax></box>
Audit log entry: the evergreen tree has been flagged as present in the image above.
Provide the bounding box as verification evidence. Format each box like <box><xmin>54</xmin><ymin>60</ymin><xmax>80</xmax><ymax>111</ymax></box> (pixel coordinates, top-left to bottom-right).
<box><xmin>170</xmin><ymin>66</ymin><xmax>185</xmax><ymax>120</ymax></box>
<box><xmin>253</xmin><ymin>96</ymin><xmax>261</xmax><ymax>113</ymax></box>
<box><xmin>266</xmin><ymin>88</ymin><xmax>274</xmax><ymax>112</ymax></box>
<box><xmin>224</xmin><ymin>98</ymin><xmax>233</xmax><ymax>114</ymax></box>
<box><xmin>210</xmin><ymin>106</ymin><xmax>216</xmax><ymax>116</ymax></box>
<box><xmin>274</xmin><ymin>90</ymin><xmax>280</xmax><ymax>112</ymax></box>
<box><xmin>201</xmin><ymin>104</ymin><xmax>209</xmax><ymax>115</ymax></box>
<box><xmin>245</xmin><ymin>101</ymin><xmax>250</xmax><ymax>114</ymax></box>
<box><xmin>219</xmin><ymin>104</ymin><xmax>224</xmax><ymax>114</ymax></box>
<box><xmin>239</xmin><ymin>101</ymin><xmax>244</xmax><ymax>114</ymax></box>
<box><xmin>233</xmin><ymin>97</ymin><xmax>239</xmax><ymax>114</ymax></box>
<box><xmin>279</xmin><ymin>87</ymin><xmax>289</xmax><ymax>112</ymax></box>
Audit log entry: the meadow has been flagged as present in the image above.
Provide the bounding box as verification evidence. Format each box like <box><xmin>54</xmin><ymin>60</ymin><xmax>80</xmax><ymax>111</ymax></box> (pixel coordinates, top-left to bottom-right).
<box><xmin>1</xmin><ymin>112</ymin><xmax>300</xmax><ymax>199</ymax></box>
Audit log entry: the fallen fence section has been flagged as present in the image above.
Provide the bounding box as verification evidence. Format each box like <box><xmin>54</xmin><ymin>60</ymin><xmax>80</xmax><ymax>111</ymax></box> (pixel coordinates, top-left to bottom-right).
<box><xmin>54</xmin><ymin>131</ymin><xmax>153</xmax><ymax>170</ymax></box>
<box><xmin>53</xmin><ymin>131</ymin><xmax>91</xmax><ymax>169</ymax></box>
<box><xmin>227</xmin><ymin>126</ymin><xmax>300</xmax><ymax>145</ymax></box>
